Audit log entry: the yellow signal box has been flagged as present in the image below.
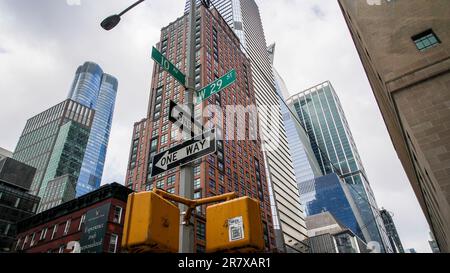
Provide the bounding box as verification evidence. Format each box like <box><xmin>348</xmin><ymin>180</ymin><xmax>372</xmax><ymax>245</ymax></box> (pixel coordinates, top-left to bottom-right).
<box><xmin>206</xmin><ymin>196</ymin><xmax>264</xmax><ymax>253</ymax></box>
<box><xmin>122</xmin><ymin>191</ymin><xmax>180</xmax><ymax>253</ymax></box>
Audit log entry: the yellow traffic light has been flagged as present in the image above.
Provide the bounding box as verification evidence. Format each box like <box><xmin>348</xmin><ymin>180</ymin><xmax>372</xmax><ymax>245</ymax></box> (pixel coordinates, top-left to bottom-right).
<box><xmin>122</xmin><ymin>191</ymin><xmax>180</xmax><ymax>253</ymax></box>
<box><xmin>206</xmin><ymin>196</ymin><xmax>264</xmax><ymax>253</ymax></box>
<box><xmin>121</xmin><ymin>189</ymin><xmax>265</xmax><ymax>253</ymax></box>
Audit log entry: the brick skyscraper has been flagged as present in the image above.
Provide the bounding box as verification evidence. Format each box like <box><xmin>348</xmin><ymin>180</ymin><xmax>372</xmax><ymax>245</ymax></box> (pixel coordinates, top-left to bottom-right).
<box><xmin>186</xmin><ymin>0</ymin><xmax>308</xmax><ymax>253</ymax></box>
<box><xmin>124</xmin><ymin>5</ymin><xmax>276</xmax><ymax>252</ymax></box>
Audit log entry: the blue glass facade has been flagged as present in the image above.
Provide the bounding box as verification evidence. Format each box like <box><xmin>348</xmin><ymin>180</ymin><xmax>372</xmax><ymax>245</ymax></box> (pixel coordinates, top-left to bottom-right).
<box><xmin>287</xmin><ymin>82</ymin><xmax>393</xmax><ymax>253</ymax></box>
<box><xmin>299</xmin><ymin>173</ymin><xmax>364</xmax><ymax>240</ymax></box>
<box><xmin>273</xmin><ymin>68</ymin><xmax>365</xmax><ymax>243</ymax></box>
<box><xmin>272</xmin><ymin>67</ymin><xmax>323</xmax><ymax>185</ymax></box>
<box><xmin>267</xmin><ymin>44</ymin><xmax>314</xmax><ymax>251</ymax></box>
<box><xmin>68</xmin><ymin>62</ymin><xmax>118</xmax><ymax>197</ymax></box>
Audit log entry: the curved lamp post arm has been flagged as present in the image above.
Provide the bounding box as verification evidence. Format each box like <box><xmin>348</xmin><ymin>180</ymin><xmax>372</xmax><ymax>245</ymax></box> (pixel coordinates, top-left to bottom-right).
<box><xmin>118</xmin><ymin>0</ymin><xmax>146</xmax><ymax>16</ymax></box>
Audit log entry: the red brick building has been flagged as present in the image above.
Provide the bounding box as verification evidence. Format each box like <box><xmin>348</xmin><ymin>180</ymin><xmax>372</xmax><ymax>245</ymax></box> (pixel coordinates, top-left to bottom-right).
<box><xmin>14</xmin><ymin>183</ymin><xmax>132</xmax><ymax>253</ymax></box>
<box><xmin>125</xmin><ymin>5</ymin><xmax>276</xmax><ymax>252</ymax></box>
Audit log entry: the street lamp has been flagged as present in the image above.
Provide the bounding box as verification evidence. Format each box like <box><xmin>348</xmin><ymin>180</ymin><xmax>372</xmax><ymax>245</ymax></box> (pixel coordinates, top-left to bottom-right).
<box><xmin>100</xmin><ymin>0</ymin><xmax>145</xmax><ymax>31</ymax></box>
<box><xmin>100</xmin><ymin>14</ymin><xmax>121</xmax><ymax>31</ymax></box>
<box><xmin>100</xmin><ymin>0</ymin><xmax>199</xmax><ymax>253</ymax></box>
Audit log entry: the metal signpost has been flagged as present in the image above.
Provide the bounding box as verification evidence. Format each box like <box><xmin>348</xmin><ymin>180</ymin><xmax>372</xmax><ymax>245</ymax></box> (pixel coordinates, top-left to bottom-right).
<box><xmin>179</xmin><ymin>0</ymin><xmax>196</xmax><ymax>253</ymax></box>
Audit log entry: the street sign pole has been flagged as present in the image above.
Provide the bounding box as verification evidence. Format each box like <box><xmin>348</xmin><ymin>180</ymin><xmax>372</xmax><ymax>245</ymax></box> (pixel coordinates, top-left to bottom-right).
<box><xmin>179</xmin><ymin>0</ymin><xmax>197</xmax><ymax>253</ymax></box>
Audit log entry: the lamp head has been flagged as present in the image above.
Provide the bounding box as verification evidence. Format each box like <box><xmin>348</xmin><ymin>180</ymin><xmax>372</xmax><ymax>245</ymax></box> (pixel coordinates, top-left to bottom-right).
<box><xmin>101</xmin><ymin>15</ymin><xmax>121</xmax><ymax>31</ymax></box>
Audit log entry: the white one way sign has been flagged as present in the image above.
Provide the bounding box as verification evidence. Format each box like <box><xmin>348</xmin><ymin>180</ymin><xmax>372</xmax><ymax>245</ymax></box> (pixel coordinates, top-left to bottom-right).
<box><xmin>150</xmin><ymin>131</ymin><xmax>216</xmax><ymax>177</ymax></box>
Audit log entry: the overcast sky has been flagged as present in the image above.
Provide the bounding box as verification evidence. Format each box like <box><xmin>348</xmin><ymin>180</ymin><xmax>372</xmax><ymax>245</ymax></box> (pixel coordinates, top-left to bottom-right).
<box><xmin>0</xmin><ymin>0</ymin><xmax>433</xmax><ymax>252</ymax></box>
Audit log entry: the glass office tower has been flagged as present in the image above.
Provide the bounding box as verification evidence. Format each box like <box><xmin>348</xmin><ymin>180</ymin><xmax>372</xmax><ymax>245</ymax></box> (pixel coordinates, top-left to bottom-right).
<box><xmin>185</xmin><ymin>0</ymin><xmax>308</xmax><ymax>253</ymax></box>
<box><xmin>269</xmin><ymin>47</ymin><xmax>365</xmax><ymax>242</ymax></box>
<box><xmin>268</xmin><ymin>44</ymin><xmax>324</xmax><ymax>250</ymax></box>
<box><xmin>13</xmin><ymin>100</ymin><xmax>94</xmax><ymax>212</ymax></box>
<box><xmin>268</xmin><ymin>44</ymin><xmax>323</xmax><ymax>186</ymax></box>
<box><xmin>67</xmin><ymin>62</ymin><xmax>118</xmax><ymax>197</ymax></box>
<box><xmin>287</xmin><ymin>82</ymin><xmax>393</xmax><ymax>253</ymax></box>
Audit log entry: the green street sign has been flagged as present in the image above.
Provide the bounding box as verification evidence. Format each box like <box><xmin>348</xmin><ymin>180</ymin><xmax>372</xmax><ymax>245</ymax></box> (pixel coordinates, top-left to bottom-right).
<box><xmin>151</xmin><ymin>47</ymin><xmax>186</xmax><ymax>86</ymax></box>
<box><xmin>196</xmin><ymin>69</ymin><xmax>237</xmax><ymax>104</ymax></box>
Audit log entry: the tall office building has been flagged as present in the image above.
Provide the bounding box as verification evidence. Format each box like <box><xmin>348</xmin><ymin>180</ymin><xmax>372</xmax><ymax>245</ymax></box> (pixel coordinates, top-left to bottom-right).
<box><xmin>267</xmin><ymin>46</ymin><xmax>365</xmax><ymax>244</ymax></box>
<box><xmin>125</xmin><ymin>6</ymin><xmax>276</xmax><ymax>252</ymax></box>
<box><xmin>185</xmin><ymin>0</ymin><xmax>308</xmax><ymax>253</ymax></box>
<box><xmin>268</xmin><ymin>44</ymin><xmax>323</xmax><ymax>186</ymax></box>
<box><xmin>287</xmin><ymin>81</ymin><xmax>393</xmax><ymax>252</ymax></box>
<box><xmin>380</xmin><ymin>208</ymin><xmax>404</xmax><ymax>253</ymax></box>
<box><xmin>338</xmin><ymin>0</ymin><xmax>450</xmax><ymax>252</ymax></box>
<box><xmin>68</xmin><ymin>62</ymin><xmax>118</xmax><ymax>197</ymax></box>
<box><xmin>268</xmin><ymin>44</ymin><xmax>319</xmax><ymax>251</ymax></box>
<box><xmin>13</xmin><ymin>99</ymin><xmax>94</xmax><ymax>212</ymax></box>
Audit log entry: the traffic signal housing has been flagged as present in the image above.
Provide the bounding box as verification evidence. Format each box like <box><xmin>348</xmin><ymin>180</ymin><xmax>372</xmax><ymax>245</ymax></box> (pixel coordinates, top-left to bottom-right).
<box><xmin>122</xmin><ymin>191</ymin><xmax>180</xmax><ymax>253</ymax></box>
<box><xmin>205</xmin><ymin>196</ymin><xmax>265</xmax><ymax>253</ymax></box>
